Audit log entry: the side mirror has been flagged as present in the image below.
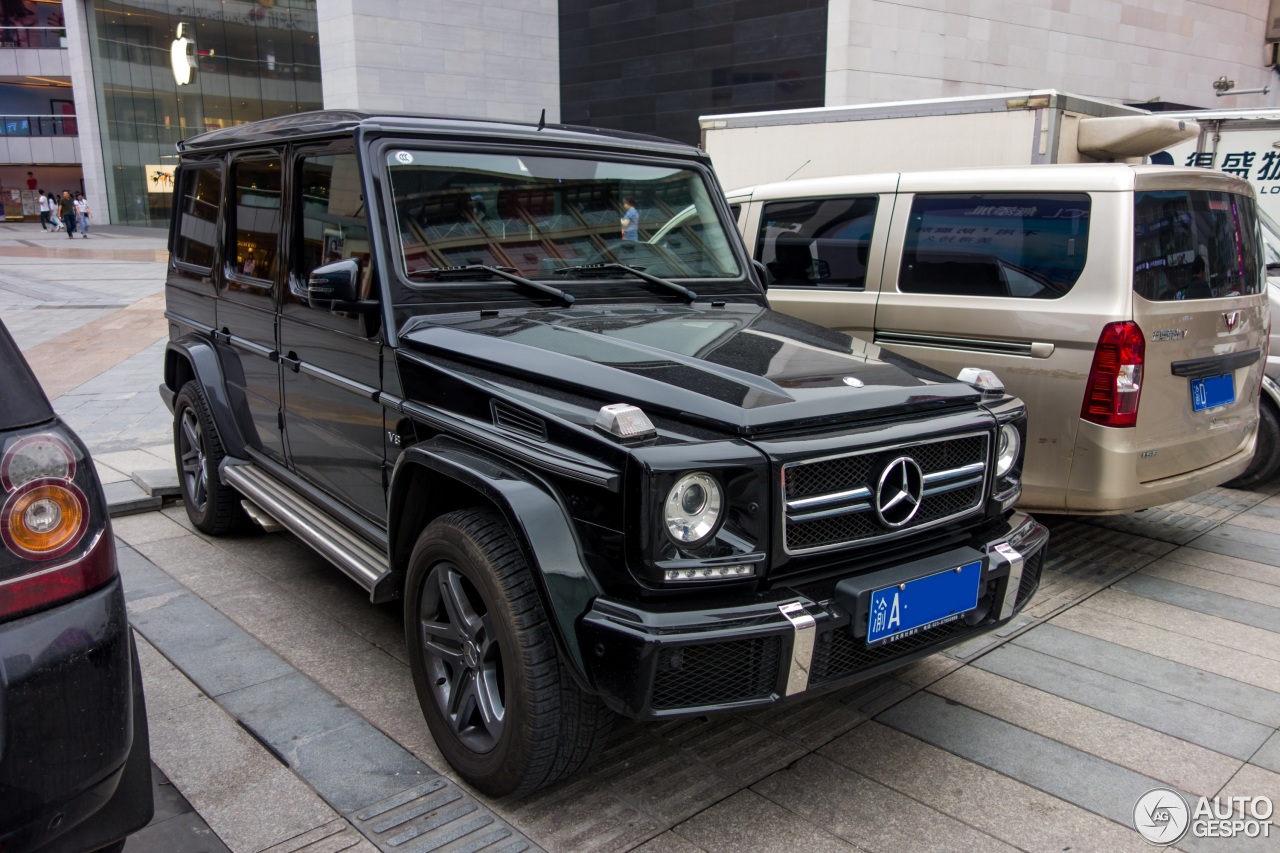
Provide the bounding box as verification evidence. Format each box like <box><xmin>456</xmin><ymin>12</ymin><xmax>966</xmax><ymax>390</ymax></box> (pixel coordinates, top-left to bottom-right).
<box><xmin>307</xmin><ymin>259</ymin><xmax>360</xmax><ymax>306</ymax></box>
<box><xmin>751</xmin><ymin>258</ymin><xmax>773</xmax><ymax>290</ymax></box>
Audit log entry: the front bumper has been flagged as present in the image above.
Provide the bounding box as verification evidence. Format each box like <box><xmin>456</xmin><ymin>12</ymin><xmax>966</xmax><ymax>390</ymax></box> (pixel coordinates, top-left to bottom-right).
<box><xmin>581</xmin><ymin>512</ymin><xmax>1048</xmax><ymax>720</ymax></box>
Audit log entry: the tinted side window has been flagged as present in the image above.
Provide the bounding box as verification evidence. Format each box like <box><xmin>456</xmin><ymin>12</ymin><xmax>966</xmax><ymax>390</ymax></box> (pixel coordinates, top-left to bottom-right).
<box><xmin>174</xmin><ymin>167</ymin><xmax>221</xmax><ymax>270</ymax></box>
<box><xmin>289</xmin><ymin>152</ymin><xmax>373</xmax><ymax>305</ymax></box>
<box><xmin>1133</xmin><ymin>190</ymin><xmax>1263</xmax><ymax>301</ymax></box>
<box><xmin>231</xmin><ymin>158</ymin><xmax>281</xmax><ymax>283</ymax></box>
<box><xmin>756</xmin><ymin>196</ymin><xmax>878</xmax><ymax>289</ymax></box>
<box><xmin>900</xmin><ymin>194</ymin><xmax>1090</xmax><ymax>299</ymax></box>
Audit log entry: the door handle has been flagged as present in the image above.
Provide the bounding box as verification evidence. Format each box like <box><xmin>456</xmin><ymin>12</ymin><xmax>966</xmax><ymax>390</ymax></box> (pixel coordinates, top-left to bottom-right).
<box><xmin>280</xmin><ymin>352</ymin><xmax>301</xmax><ymax>373</ymax></box>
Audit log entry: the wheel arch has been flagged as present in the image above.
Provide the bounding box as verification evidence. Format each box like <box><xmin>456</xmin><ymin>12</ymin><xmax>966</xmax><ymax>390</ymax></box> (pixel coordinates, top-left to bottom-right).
<box><xmin>163</xmin><ymin>337</ymin><xmax>249</xmax><ymax>459</ymax></box>
<box><xmin>387</xmin><ymin>436</ymin><xmax>601</xmax><ymax>682</ymax></box>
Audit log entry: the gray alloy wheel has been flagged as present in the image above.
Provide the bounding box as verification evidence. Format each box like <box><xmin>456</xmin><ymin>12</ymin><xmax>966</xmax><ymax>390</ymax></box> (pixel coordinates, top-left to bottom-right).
<box><xmin>178</xmin><ymin>405</ymin><xmax>208</xmax><ymax>514</ymax></box>
<box><xmin>419</xmin><ymin>561</ymin><xmax>506</xmax><ymax>753</ymax></box>
<box><xmin>405</xmin><ymin>509</ymin><xmax>613</xmax><ymax>797</ymax></box>
<box><xmin>172</xmin><ymin>380</ymin><xmax>243</xmax><ymax>535</ymax></box>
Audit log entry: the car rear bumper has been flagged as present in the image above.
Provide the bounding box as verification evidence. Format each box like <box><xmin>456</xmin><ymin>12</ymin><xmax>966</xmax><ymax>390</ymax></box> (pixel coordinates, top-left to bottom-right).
<box><xmin>1060</xmin><ymin>419</ymin><xmax>1256</xmax><ymax>515</ymax></box>
<box><xmin>580</xmin><ymin>512</ymin><xmax>1048</xmax><ymax>720</ymax></box>
<box><xmin>0</xmin><ymin>577</ymin><xmax>153</xmax><ymax>853</ymax></box>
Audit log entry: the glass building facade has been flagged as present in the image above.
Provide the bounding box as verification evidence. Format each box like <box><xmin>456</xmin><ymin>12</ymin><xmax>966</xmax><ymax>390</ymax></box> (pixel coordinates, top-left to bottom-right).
<box><xmin>559</xmin><ymin>0</ymin><xmax>827</xmax><ymax>146</ymax></box>
<box><xmin>85</xmin><ymin>0</ymin><xmax>321</xmax><ymax>226</ymax></box>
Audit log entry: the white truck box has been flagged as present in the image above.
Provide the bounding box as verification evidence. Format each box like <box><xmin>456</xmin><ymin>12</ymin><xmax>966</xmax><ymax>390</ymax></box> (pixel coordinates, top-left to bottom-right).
<box><xmin>1155</xmin><ymin>109</ymin><xmax>1280</xmax><ymax>223</ymax></box>
<box><xmin>700</xmin><ymin>89</ymin><xmax>1196</xmax><ymax>190</ymax></box>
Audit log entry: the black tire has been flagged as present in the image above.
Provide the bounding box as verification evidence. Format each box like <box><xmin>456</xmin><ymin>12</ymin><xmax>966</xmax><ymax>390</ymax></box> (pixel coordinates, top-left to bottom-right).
<box><xmin>173</xmin><ymin>380</ymin><xmax>244</xmax><ymax>534</ymax></box>
<box><xmin>405</xmin><ymin>509</ymin><xmax>613</xmax><ymax>797</ymax></box>
<box><xmin>1225</xmin><ymin>400</ymin><xmax>1280</xmax><ymax>489</ymax></box>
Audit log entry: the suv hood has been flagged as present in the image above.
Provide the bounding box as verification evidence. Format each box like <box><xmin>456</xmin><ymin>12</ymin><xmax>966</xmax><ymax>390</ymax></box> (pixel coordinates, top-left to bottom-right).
<box><xmin>400</xmin><ymin>304</ymin><xmax>982</xmax><ymax>435</ymax></box>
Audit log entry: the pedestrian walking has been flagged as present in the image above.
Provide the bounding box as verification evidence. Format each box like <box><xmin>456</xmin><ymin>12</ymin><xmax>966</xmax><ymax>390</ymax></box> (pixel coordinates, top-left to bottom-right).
<box><xmin>620</xmin><ymin>196</ymin><xmax>640</xmax><ymax>240</ymax></box>
<box><xmin>58</xmin><ymin>191</ymin><xmax>76</xmax><ymax>238</ymax></box>
<box><xmin>74</xmin><ymin>192</ymin><xmax>89</xmax><ymax>238</ymax></box>
<box><xmin>36</xmin><ymin>189</ymin><xmax>49</xmax><ymax>231</ymax></box>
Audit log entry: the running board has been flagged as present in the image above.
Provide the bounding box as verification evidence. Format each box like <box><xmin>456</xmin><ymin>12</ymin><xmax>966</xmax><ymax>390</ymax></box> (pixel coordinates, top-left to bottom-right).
<box><xmin>223</xmin><ymin>462</ymin><xmax>389</xmax><ymax>594</ymax></box>
<box><xmin>240</xmin><ymin>499</ymin><xmax>285</xmax><ymax>533</ymax></box>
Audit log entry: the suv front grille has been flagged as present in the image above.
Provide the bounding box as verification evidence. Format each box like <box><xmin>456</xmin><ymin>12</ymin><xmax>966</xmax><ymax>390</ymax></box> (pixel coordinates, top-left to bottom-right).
<box><xmin>783</xmin><ymin>433</ymin><xmax>989</xmax><ymax>554</ymax></box>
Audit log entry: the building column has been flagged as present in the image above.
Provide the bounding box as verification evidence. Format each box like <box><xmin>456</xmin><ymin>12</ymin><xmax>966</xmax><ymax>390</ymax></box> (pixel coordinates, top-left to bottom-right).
<box><xmin>317</xmin><ymin>0</ymin><xmax>559</xmax><ymax>123</ymax></box>
<box><xmin>61</xmin><ymin>0</ymin><xmax>110</xmax><ymax>225</ymax></box>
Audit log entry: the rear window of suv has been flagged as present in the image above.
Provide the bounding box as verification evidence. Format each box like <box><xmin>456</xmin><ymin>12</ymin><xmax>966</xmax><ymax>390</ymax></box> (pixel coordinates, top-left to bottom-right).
<box><xmin>899</xmin><ymin>194</ymin><xmax>1091</xmax><ymax>299</ymax></box>
<box><xmin>1133</xmin><ymin>190</ymin><xmax>1263</xmax><ymax>301</ymax></box>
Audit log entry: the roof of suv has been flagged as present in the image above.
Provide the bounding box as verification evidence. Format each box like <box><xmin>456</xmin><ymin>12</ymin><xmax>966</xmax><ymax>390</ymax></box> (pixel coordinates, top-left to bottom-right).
<box><xmin>729</xmin><ymin>163</ymin><xmax>1254</xmax><ymax>200</ymax></box>
<box><xmin>177</xmin><ymin>110</ymin><xmax>706</xmax><ymax>161</ymax></box>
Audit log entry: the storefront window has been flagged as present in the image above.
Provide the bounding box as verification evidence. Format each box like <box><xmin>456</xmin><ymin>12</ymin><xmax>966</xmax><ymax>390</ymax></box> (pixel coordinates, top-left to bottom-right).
<box><xmin>85</xmin><ymin>0</ymin><xmax>321</xmax><ymax>226</ymax></box>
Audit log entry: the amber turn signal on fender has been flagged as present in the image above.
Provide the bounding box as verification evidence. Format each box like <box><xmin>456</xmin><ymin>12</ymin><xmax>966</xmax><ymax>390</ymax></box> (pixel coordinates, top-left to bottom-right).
<box><xmin>1</xmin><ymin>478</ymin><xmax>89</xmax><ymax>560</ymax></box>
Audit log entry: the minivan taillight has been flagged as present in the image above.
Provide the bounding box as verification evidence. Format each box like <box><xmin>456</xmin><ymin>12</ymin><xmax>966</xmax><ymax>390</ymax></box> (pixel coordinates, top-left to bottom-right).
<box><xmin>1081</xmin><ymin>321</ymin><xmax>1145</xmax><ymax>428</ymax></box>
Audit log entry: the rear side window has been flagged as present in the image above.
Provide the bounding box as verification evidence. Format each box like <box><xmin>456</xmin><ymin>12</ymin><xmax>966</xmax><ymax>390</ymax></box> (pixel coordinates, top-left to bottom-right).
<box><xmin>1133</xmin><ymin>190</ymin><xmax>1263</xmax><ymax>301</ymax></box>
<box><xmin>231</xmin><ymin>158</ymin><xmax>282</xmax><ymax>283</ymax></box>
<box><xmin>756</xmin><ymin>196</ymin><xmax>878</xmax><ymax>289</ymax></box>
<box><xmin>174</xmin><ymin>167</ymin><xmax>221</xmax><ymax>270</ymax></box>
<box><xmin>900</xmin><ymin>194</ymin><xmax>1091</xmax><ymax>299</ymax></box>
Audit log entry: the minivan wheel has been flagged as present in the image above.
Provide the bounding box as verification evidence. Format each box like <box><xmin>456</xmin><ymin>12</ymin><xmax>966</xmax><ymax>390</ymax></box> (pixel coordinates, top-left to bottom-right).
<box><xmin>1225</xmin><ymin>401</ymin><xmax>1280</xmax><ymax>490</ymax></box>
<box><xmin>173</xmin><ymin>381</ymin><xmax>244</xmax><ymax>534</ymax></box>
<box><xmin>405</xmin><ymin>509</ymin><xmax>613</xmax><ymax>798</ymax></box>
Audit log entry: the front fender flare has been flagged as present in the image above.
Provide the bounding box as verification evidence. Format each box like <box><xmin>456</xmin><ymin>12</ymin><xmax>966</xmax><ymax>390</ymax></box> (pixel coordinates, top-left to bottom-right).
<box><xmin>389</xmin><ymin>436</ymin><xmax>601</xmax><ymax>682</ymax></box>
<box><xmin>163</xmin><ymin>336</ymin><xmax>249</xmax><ymax>460</ymax></box>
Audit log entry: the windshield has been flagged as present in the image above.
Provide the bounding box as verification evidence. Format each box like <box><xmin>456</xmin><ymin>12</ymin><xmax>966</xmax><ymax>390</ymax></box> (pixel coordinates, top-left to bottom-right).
<box><xmin>385</xmin><ymin>150</ymin><xmax>741</xmax><ymax>282</ymax></box>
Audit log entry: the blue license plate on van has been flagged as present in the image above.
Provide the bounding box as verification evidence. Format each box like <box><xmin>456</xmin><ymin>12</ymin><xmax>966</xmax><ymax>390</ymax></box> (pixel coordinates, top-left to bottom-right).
<box><xmin>866</xmin><ymin>561</ymin><xmax>982</xmax><ymax>646</ymax></box>
<box><xmin>1192</xmin><ymin>374</ymin><xmax>1235</xmax><ymax>412</ymax></box>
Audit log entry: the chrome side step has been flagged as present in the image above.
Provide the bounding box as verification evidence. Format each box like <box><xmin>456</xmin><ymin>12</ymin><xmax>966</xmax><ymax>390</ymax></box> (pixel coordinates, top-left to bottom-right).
<box><xmin>223</xmin><ymin>462</ymin><xmax>389</xmax><ymax>593</ymax></box>
<box><xmin>241</xmin><ymin>499</ymin><xmax>284</xmax><ymax>533</ymax></box>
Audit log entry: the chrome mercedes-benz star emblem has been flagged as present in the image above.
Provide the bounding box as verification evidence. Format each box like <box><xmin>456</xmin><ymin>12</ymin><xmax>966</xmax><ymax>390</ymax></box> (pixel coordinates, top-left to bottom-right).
<box><xmin>875</xmin><ymin>456</ymin><xmax>924</xmax><ymax>528</ymax></box>
<box><xmin>842</xmin><ymin>376</ymin><xmax>864</xmax><ymax>387</ymax></box>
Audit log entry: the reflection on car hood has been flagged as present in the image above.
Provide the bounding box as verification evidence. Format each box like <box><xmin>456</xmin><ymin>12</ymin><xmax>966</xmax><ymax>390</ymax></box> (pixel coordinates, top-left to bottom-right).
<box><xmin>400</xmin><ymin>304</ymin><xmax>983</xmax><ymax>434</ymax></box>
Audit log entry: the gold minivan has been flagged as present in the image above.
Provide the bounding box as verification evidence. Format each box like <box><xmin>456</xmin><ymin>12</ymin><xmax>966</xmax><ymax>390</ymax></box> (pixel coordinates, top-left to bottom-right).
<box><xmin>730</xmin><ymin>164</ymin><xmax>1269</xmax><ymax>513</ymax></box>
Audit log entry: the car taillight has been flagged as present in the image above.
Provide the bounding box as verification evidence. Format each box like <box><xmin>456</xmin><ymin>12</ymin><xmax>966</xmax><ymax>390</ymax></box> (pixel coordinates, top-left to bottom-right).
<box><xmin>0</xmin><ymin>429</ymin><xmax>114</xmax><ymax>620</ymax></box>
<box><xmin>2</xmin><ymin>478</ymin><xmax>89</xmax><ymax>559</ymax></box>
<box><xmin>1081</xmin><ymin>321</ymin><xmax>1145</xmax><ymax>428</ymax></box>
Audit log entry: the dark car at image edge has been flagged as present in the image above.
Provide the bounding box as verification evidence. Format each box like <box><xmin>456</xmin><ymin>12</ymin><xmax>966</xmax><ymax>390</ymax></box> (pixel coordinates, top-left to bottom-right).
<box><xmin>0</xmin><ymin>320</ymin><xmax>153</xmax><ymax>851</ymax></box>
<box><xmin>161</xmin><ymin>110</ymin><xmax>1049</xmax><ymax>797</ymax></box>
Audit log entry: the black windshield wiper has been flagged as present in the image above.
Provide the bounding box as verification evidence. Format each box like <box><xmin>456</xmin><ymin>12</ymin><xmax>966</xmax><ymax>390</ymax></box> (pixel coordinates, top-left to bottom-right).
<box><xmin>409</xmin><ymin>265</ymin><xmax>574</xmax><ymax>306</ymax></box>
<box><xmin>555</xmin><ymin>262</ymin><xmax>697</xmax><ymax>303</ymax></box>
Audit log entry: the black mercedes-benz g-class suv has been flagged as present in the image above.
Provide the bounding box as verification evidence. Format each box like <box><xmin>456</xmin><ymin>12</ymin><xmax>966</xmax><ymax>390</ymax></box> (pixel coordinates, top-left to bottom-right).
<box><xmin>161</xmin><ymin>111</ymin><xmax>1048</xmax><ymax>797</ymax></box>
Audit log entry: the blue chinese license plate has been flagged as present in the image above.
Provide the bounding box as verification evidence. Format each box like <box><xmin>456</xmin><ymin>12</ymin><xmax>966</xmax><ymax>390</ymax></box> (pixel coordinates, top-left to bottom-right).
<box><xmin>866</xmin><ymin>560</ymin><xmax>982</xmax><ymax>646</ymax></box>
<box><xmin>1192</xmin><ymin>373</ymin><xmax>1235</xmax><ymax>412</ymax></box>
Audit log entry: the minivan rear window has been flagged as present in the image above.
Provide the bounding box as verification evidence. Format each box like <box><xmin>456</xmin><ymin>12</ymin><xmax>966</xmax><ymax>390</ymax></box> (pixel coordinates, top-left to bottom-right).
<box><xmin>1133</xmin><ymin>190</ymin><xmax>1263</xmax><ymax>301</ymax></box>
<box><xmin>900</xmin><ymin>194</ymin><xmax>1091</xmax><ymax>299</ymax></box>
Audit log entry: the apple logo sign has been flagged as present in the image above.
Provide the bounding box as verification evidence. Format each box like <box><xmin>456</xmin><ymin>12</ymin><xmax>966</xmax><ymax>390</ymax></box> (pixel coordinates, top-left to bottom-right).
<box><xmin>170</xmin><ymin>23</ymin><xmax>195</xmax><ymax>86</ymax></box>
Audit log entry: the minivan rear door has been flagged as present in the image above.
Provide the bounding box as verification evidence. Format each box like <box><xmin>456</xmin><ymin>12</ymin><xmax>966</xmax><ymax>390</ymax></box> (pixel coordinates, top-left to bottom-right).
<box><xmin>1129</xmin><ymin>182</ymin><xmax>1268</xmax><ymax>481</ymax></box>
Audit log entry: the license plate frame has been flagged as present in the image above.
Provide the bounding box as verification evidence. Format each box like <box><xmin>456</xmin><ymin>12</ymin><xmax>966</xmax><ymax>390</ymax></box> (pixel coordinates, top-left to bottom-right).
<box><xmin>866</xmin><ymin>560</ymin><xmax>982</xmax><ymax>647</ymax></box>
<box><xmin>1191</xmin><ymin>373</ymin><xmax>1235</xmax><ymax>412</ymax></box>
